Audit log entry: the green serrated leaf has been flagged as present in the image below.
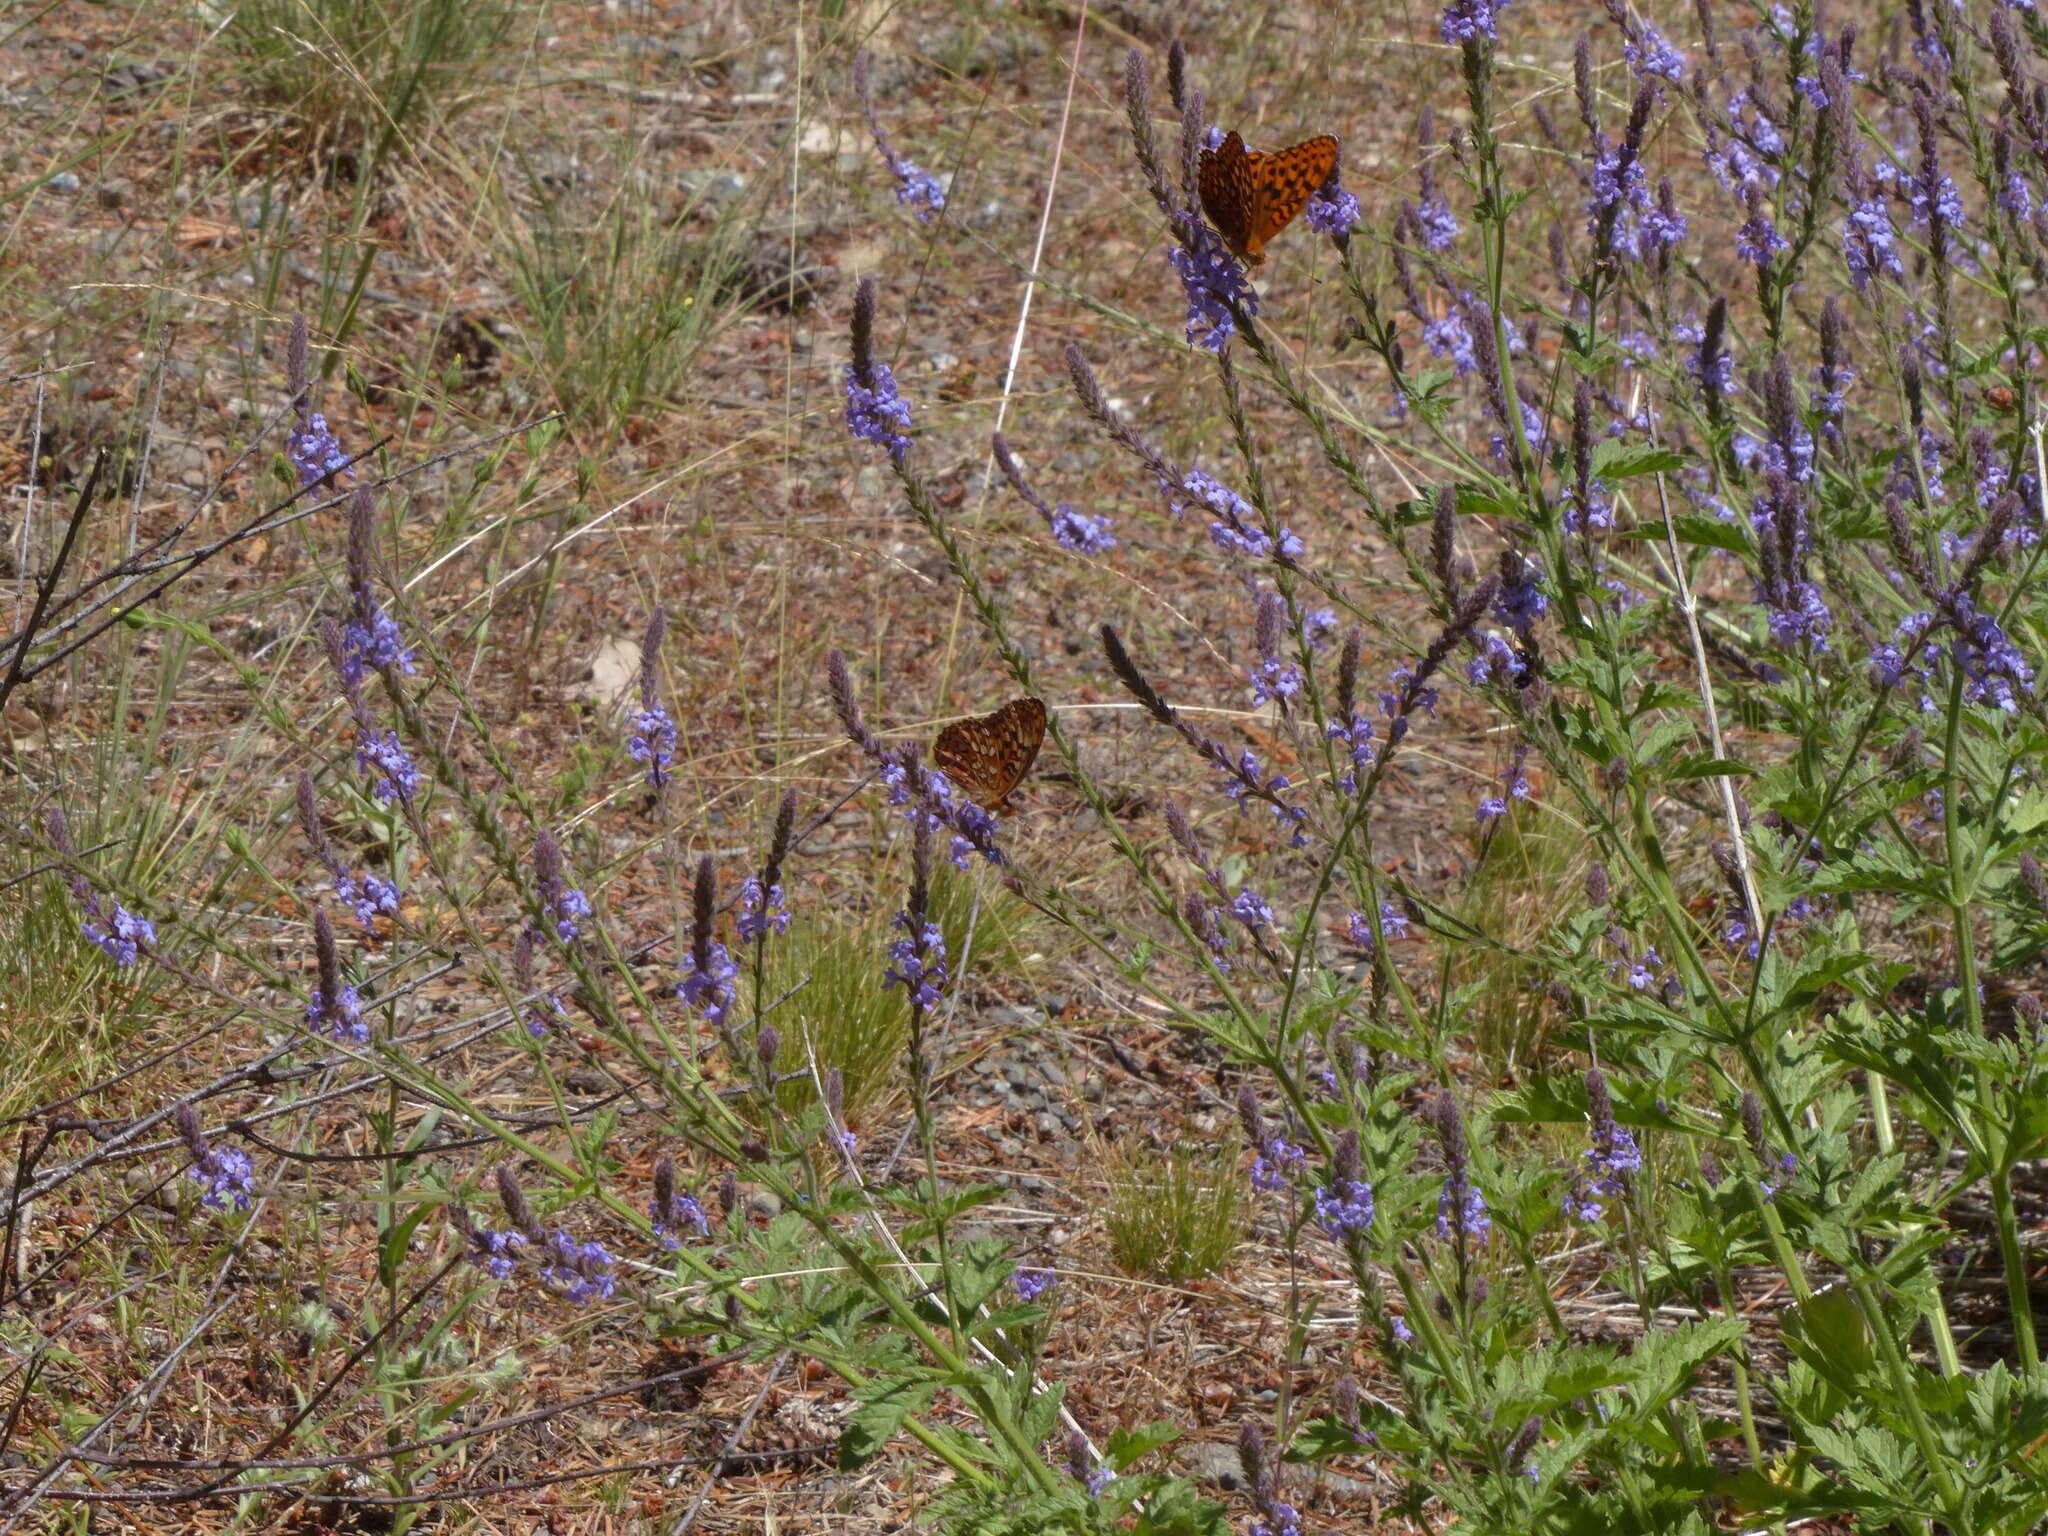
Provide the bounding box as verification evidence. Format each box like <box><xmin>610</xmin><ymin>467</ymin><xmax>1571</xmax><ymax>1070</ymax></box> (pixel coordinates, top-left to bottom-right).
<box><xmin>1624</xmin><ymin>513</ymin><xmax>1750</xmax><ymax>554</ymax></box>
<box><xmin>1590</xmin><ymin>441</ymin><xmax>1686</xmax><ymax>478</ymax></box>
<box><xmin>838</xmin><ymin>1377</ymin><xmax>936</xmax><ymax>1469</ymax></box>
<box><xmin>1666</xmin><ymin>755</ymin><xmax>1756</xmax><ymax>781</ymax></box>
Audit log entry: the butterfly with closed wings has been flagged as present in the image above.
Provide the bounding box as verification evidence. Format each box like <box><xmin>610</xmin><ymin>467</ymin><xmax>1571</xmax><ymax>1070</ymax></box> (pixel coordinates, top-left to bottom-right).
<box><xmin>1198</xmin><ymin>131</ymin><xmax>1341</xmax><ymax>266</ymax></box>
<box><xmin>933</xmin><ymin>698</ymin><xmax>1047</xmax><ymax>813</ymax></box>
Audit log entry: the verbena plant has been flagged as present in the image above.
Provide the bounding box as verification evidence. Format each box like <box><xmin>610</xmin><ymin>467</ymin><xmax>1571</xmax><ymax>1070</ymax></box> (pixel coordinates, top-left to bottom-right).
<box><xmin>11</xmin><ymin>3</ymin><xmax>2048</xmax><ymax>1533</ymax></box>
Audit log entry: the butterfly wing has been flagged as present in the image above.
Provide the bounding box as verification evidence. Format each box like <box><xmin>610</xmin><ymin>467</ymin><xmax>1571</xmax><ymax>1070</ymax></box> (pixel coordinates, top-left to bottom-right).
<box><xmin>1245</xmin><ymin>136</ymin><xmax>1339</xmax><ymax>262</ymax></box>
<box><xmin>933</xmin><ymin>698</ymin><xmax>1047</xmax><ymax>809</ymax></box>
<box><xmin>1198</xmin><ymin>131</ymin><xmax>1257</xmax><ymax>263</ymax></box>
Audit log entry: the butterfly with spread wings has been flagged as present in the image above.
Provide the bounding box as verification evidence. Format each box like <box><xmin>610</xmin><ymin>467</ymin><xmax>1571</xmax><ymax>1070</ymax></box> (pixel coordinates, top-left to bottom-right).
<box><xmin>933</xmin><ymin>698</ymin><xmax>1046</xmax><ymax>812</ymax></box>
<box><xmin>1198</xmin><ymin>131</ymin><xmax>1341</xmax><ymax>266</ymax></box>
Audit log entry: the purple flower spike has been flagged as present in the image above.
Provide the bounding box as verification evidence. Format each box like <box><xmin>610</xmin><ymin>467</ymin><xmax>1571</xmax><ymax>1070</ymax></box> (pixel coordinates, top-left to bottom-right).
<box><xmin>1013</xmin><ymin>1264</ymin><xmax>1057</xmax><ymax>1301</ymax></box>
<box><xmin>1305</xmin><ymin>167</ymin><xmax>1360</xmax><ymax>235</ymax></box>
<box><xmin>1440</xmin><ymin>0</ymin><xmax>1510</xmax><ymax>44</ymax></box>
<box><xmin>845</xmin><ymin>277</ymin><xmax>913</xmax><ymax>461</ymax></box>
<box><xmin>540</xmin><ymin>1229</ymin><xmax>617</xmax><ymax>1304</ymax></box>
<box><xmin>531</xmin><ymin>831</ymin><xmax>593</xmax><ymax>942</ymax></box>
<box><xmin>306</xmin><ymin>908</ymin><xmax>367</xmax><ymax>1045</ymax></box>
<box><xmin>1429</xmin><ymin>1092</ymin><xmax>1491</xmax><ymax>1242</ymax></box>
<box><xmin>1567</xmin><ymin>1068</ymin><xmax>1642</xmax><ymax>1221</ymax></box>
<box><xmin>650</xmin><ymin>1154</ymin><xmax>711</xmax><ymax>1251</ymax></box>
<box><xmin>1169</xmin><ymin>222</ymin><xmax>1259</xmax><ymax>352</ymax></box>
<box><xmin>175</xmin><ymin>1104</ymin><xmax>254</xmax><ymax>1214</ymax></box>
<box><xmin>855</xmin><ymin>51</ymin><xmax>947</xmax><ymax>222</ymax></box>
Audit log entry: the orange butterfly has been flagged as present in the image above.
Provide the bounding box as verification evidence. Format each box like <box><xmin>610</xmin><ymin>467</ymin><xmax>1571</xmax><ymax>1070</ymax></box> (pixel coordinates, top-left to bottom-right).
<box><xmin>1199</xmin><ymin>131</ymin><xmax>1340</xmax><ymax>266</ymax></box>
<box><xmin>933</xmin><ymin>698</ymin><xmax>1046</xmax><ymax>812</ymax></box>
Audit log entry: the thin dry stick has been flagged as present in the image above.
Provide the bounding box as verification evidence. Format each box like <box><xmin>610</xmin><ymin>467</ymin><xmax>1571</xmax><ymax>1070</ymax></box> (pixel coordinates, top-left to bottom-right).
<box><xmin>15</xmin><ymin>362</ymin><xmax>44</xmax><ymax>636</ymax></box>
<box><xmin>992</xmin><ymin>0</ymin><xmax>1090</xmax><ymax>428</ymax></box>
<box><xmin>664</xmin><ymin>1348</ymin><xmax>791</xmax><ymax>1535</ymax></box>
<box><xmin>938</xmin><ymin>0</ymin><xmax>1091</xmax><ymax>698</ymax></box>
<box><xmin>1640</xmin><ymin>389</ymin><xmax>1763</xmax><ymax>934</ymax></box>
<box><xmin>126</xmin><ymin>323</ymin><xmax>171</xmax><ymax>557</ymax></box>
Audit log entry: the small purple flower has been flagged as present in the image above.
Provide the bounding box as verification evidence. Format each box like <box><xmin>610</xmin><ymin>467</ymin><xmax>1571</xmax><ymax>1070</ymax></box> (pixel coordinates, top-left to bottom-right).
<box><xmin>627</xmin><ymin>702</ymin><xmax>677</xmax><ymax>791</ymax></box>
<box><xmin>2001</xmin><ymin>172</ymin><xmax>2034</xmax><ymax>221</ymax></box>
<box><xmin>1390</xmin><ymin>1315</ymin><xmax>1414</xmax><ymax>1344</ymax></box>
<box><xmin>1313</xmin><ymin>1177</ymin><xmax>1375</xmax><ymax>1239</ymax></box>
<box><xmin>857</xmin><ymin>52</ymin><xmax>947</xmax><ymax>221</ymax></box>
<box><xmin>175</xmin><ymin>1106</ymin><xmax>254</xmax><ymax>1214</ymax></box>
<box><xmin>735</xmin><ymin>876</ymin><xmax>791</xmax><ymax>941</ymax></box>
<box><xmin>341</xmin><ymin>608</ymin><xmax>416</xmax><ymax>688</ymax></box>
<box><xmin>1248</xmin><ymin>656</ymin><xmax>1302</xmax><ymax>705</ymax></box>
<box><xmin>466</xmin><ymin>1225</ymin><xmax>527</xmax><ymax>1279</ymax></box>
<box><xmin>1908</xmin><ymin>168</ymin><xmax>1966</xmax><ymax>232</ymax></box>
<box><xmin>540</xmin><ymin>1229</ymin><xmax>617</xmax><ymax>1304</ymax></box>
<box><xmin>1568</xmin><ymin>1069</ymin><xmax>1642</xmax><ymax>1221</ymax></box>
<box><xmin>1736</xmin><ymin>192</ymin><xmax>1789</xmax><ymax>267</ymax></box>
<box><xmin>1440</xmin><ymin>0</ymin><xmax>1510</xmax><ymax>44</ymax></box>
<box><xmin>1228</xmin><ymin>888</ymin><xmax>1274</xmax><ymax>928</ymax></box>
<box><xmin>1422</xmin><ymin>307</ymin><xmax>1479</xmax><ymax>375</ymax></box>
<box><xmin>1492</xmin><ymin>552</ymin><xmax>1548</xmax><ymax>638</ymax></box>
<box><xmin>1326</xmin><ymin>711</ymin><xmax>1376</xmax><ymax>792</ymax></box>
<box><xmin>532</xmin><ymin>832</ymin><xmax>593</xmax><ymax>943</ymax></box>
<box><xmin>287</xmin><ymin>411</ymin><xmax>351</xmax><ymax>489</ymax></box>
<box><xmin>1013</xmin><ymin>1264</ymin><xmax>1057</xmax><ymax>1301</ymax></box>
<box><xmin>1843</xmin><ymin>196</ymin><xmax>1903</xmax><ymax>289</ymax></box>
<box><xmin>1430</xmin><ymin>1092</ymin><xmax>1491</xmax><ymax>1242</ymax></box>
<box><xmin>888</xmin><ymin>159</ymin><xmax>946</xmax><ymax>219</ymax></box>
<box><xmin>844</xmin><ymin>359</ymin><xmax>913</xmax><ymax>461</ymax></box>
<box><xmin>1065</xmin><ymin>1433</ymin><xmax>1110</xmax><ymax>1496</ymax></box>
<box><xmin>1049</xmin><ymin>502</ymin><xmax>1116</xmax><ymax>553</ymax></box>
<box><xmin>81</xmin><ymin>901</ymin><xmax>154</xmax><ymax>966</ymax></box>
<box><xmin>1305</xmin><ymin>174</ymin><xmax>1361</xmax><ymax>236</ymax></box>
<box><xmin>354</xmin><ymin>726</ymin><xmax>424</xmax><ymax>805</ymax></box>
<box><xmin>1250</xmin><ymin>1137</ymin><xmax>1306</xmax><ymax>1192</ymax></box>
<box><xmin>650</xmin><ymin>1193</ymin><xmax>709</xmax><ymax>1251</ymax></box>
<box><xmin>884</xmin><ymin>910</ymin><xmax>948</xmax><ymax>1009</ymax></box>
<box><xmin>679</xmin><ymin>940</ymin><xmax>739</xmax><ymax>1029</ymax></box>
<box><xmin>1623</xmin><ymin>22</ymin><xmax>1685</xmax><ymax>82</ymax></box>
<box><xmin>1466</xmin><ymin>631</ymin><xmax>1518</xmax><ymax>686</ymax></box>
<box><xmin>306</xmin><ymin>981</ymin><xmax>366</xmax><ymax>1045</ymax></box>
<box><xmin>333</xmin><ymin>871</ymin><xmax>399</xmax><ymax>932</ymax></box>
<box><xmin>1170</xmin><ymin>221</ymin><xmax>1259</xmax><ymax>352</ymax></box>
<box><xmin>1415</xmin><ymin>191</ymin><xmax>1458</xmax><ymax>250</ymax></box>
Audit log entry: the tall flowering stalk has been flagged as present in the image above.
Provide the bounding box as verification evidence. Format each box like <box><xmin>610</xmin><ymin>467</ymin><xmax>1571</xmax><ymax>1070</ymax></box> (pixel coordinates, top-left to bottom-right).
<box><xmin>626</xmin><ymin>608</ymin><xmax>677</xmax><ymax>794</ymax></box>
<box><xmin>43</xmin><ymin>806</ymin><xmax>154</xmax><ymax>966</ymax></box>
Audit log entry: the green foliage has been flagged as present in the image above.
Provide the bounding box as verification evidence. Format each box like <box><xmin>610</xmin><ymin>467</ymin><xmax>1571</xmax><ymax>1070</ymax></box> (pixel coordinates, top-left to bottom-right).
<box><xmin>218</xmin><ymin>0</ymin><xmax>514</xmax><ymax>163</ymax></box>
<box><xmin>1099</xmin><ymin>1134</ymin><xmax>1245</xmax><ymax>1283</ymax></box>
<box><xmin>499</xmin><ymin>153</ymin><xmax>758</xmax><ymax>443</ymax></box>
